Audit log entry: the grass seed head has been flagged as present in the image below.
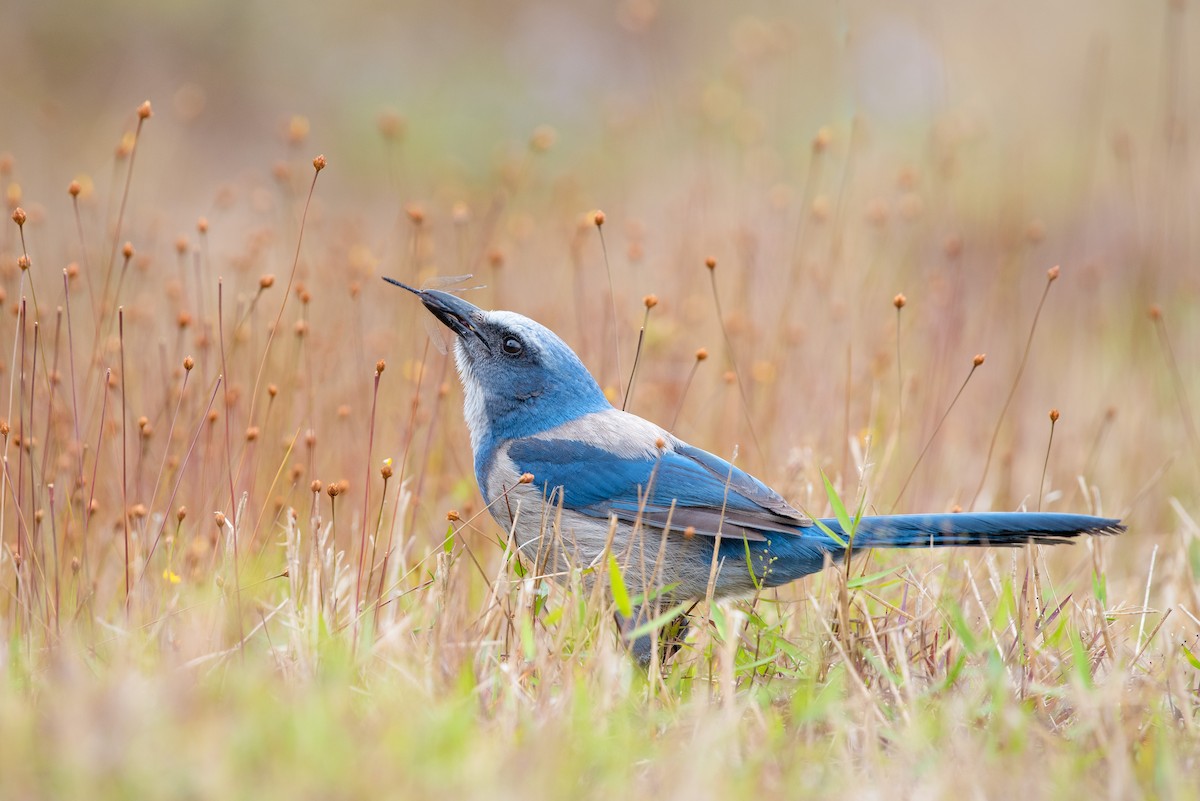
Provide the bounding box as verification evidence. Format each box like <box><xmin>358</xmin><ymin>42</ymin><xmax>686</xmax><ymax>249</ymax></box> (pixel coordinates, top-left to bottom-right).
<box><xmin>288</xmin><ymin>116</ymin><xmax>309</xmax><ymax>144</ymax></box>
<box><xmin>530</xmin><ymin>124</ymin><xmax>557</xmax><ymax>152</ymax></box>
<box><xmin>1026</xmin><ymin>220</ymin><xmax>1046</xmax><ymax>244</ymax></box>
<box><xmin>944</xmin><ymin>235</ymin><xmax>963</xmax><ymax>259</ymax></box>
<box><xmin>811</xmin><ymin>196</ymin><xmax>830</xmax><ymax>221</ymax></box>
<box><xmin>378</xmin><ymin>110</ymin><xmax>406</xmax><ymax>141</ymax></box>
<box><xmin>812</xmin><ymin>126</ymin><xmax>832</xmax><ymax>152</ymax></box>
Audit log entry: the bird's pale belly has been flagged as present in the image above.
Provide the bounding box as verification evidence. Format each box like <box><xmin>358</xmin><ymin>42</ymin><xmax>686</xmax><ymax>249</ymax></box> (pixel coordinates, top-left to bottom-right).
<box><xmin>487</xmin><ymin>481</ymin><xmax>782</xmax><ymax>603</ymax></box>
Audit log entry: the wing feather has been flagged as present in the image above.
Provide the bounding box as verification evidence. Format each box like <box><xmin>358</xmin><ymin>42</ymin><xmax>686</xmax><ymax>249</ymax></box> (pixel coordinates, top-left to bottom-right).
<box><xmin>505</xmin><ymin>438</ymin><xmax>810</xmax><ymax>540</ymax></box>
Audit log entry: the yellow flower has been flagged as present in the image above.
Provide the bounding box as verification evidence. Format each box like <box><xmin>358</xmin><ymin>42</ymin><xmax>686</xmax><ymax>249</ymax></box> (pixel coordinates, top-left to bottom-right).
<box><xmin>163</xmin><ymin>568</ymin><xmax>182</xmax><ymax>585</ymax></box>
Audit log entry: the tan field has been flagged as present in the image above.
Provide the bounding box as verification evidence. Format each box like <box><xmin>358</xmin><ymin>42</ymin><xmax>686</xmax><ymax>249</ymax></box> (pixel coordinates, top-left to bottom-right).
<box><xmin>0</xmin><ymin>1</ymin><xmax>1197</xmax><ymax>798</ymax></box>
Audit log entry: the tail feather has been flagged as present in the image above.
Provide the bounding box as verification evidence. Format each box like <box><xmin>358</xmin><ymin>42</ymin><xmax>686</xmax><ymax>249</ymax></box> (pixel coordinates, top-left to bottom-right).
<box><xmin>818</xmin><ymin>512</ymin><xmax>1125</xmax><ymax>550</ymax></box>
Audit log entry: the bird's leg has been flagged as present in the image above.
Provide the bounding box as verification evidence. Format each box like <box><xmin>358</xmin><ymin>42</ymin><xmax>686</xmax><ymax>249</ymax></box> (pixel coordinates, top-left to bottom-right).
<box><xmin>620</xmin><ymin>604</ymin><xmax>692</xmax><ymax>667</ymax></box>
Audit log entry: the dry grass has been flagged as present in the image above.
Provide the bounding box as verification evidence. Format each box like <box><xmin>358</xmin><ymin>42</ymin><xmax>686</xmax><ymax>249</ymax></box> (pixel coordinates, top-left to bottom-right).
<box><xmin>0</xmin><ymin>2</ymin><xmax>1198</xmax><ymax>798</ymax></box>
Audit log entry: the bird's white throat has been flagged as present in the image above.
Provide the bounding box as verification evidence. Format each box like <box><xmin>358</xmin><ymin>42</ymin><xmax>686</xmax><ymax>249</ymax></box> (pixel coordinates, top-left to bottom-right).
<box><xmin>454</xmin><ymin>339</ymin><xmax>489</xmax><ymax>457</ymax></box>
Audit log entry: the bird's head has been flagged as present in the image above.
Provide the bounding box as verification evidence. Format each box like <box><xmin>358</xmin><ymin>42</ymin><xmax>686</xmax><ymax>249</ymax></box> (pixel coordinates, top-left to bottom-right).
<box><xmin>386</xmin><ymin>278</ymin><xmax>611</xmax><ymax>450</ymax></box>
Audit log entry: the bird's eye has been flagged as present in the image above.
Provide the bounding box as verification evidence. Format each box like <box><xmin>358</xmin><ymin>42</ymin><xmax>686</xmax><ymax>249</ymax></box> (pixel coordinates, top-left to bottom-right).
<box><xmin>502</xmin><ymin>336</ymin><xmax>523</xmax><ymax>355</ymax></box>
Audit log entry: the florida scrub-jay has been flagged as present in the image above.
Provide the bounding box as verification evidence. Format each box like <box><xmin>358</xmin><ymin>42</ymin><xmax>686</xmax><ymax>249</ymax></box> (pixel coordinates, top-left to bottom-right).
<box><xmin>387</xmin><ymin>279</ymin><xmax>1124</xmax><ymax>656</ymax></box>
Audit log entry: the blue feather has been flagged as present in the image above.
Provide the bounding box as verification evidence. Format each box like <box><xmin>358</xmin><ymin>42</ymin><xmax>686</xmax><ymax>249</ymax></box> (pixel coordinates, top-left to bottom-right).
<box><xmin>735</xmin><ymin>512</ymin><xmax>1125</xmax><ymax>588</ymax></box>
<box><xmin>506</xmin><ymin>438</ymin><xmax>810</xmax><ymax>539</ymax></box>
<box><xmin>394</xmin><ymin>280</ymin><xmax>1128</xmax><ymax>647</ymax></box>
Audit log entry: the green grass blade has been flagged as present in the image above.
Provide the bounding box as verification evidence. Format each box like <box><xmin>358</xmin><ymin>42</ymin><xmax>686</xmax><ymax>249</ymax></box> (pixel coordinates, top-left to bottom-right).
<box><xmin>625</xmin><ymin>601</ymin><xmax>692</xmax><ymax>641</ymax></box>
<box><xmin>608</xmin><ymin>553</ymin><xmax>633</xmax><ymax>618</ymax></box>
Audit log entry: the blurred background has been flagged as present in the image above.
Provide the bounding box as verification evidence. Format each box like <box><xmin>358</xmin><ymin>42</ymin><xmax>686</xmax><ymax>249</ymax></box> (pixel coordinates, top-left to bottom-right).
<box><xmin>1</xmin><ymin>6</ymin><xmax>1198</xmax><ymax>796</ymax></box>
<box><xmin>0</xmin><ymin>0</ymin><xmax>1196</xmax><ymax>595</ymax></box>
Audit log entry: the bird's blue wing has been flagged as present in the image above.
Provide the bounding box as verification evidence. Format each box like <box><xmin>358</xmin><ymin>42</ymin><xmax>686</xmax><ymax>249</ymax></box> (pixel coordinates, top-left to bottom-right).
<box><xmin>506</xmin><ymin>438</ymin><xmax>810</xmax><ymax>540</ymax></box>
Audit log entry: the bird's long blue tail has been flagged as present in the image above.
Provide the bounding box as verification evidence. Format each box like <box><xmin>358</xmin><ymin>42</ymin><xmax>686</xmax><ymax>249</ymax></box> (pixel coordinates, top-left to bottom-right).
<box><xmin>817</xmin><ymin>512</ymin><xmax>1124</xmax><ymax>549</ymax></box>
<box><xmin>753</xmin><ymin>512</ymin><xmax>1123</xmax><ymax>589</ymax></box>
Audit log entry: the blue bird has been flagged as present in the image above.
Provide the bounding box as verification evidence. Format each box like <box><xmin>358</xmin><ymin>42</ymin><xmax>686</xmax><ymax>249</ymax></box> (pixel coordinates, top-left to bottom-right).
<box><xmin>387</xmin><ymin>278</ymin><xmax>1125</xmax><ymax>660</ymax></box>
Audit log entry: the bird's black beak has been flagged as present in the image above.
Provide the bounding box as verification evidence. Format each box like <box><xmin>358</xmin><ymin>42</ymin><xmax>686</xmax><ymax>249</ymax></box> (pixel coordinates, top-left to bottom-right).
<box><xmin>383</xmin><ymin>277</ymin><xmax>489</xmax><ymax>347</ymax></box>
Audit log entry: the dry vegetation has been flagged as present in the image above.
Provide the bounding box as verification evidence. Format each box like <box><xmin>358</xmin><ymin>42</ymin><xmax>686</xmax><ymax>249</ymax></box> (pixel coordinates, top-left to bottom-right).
<box><xmin>0</xmin><ymin>2</ymin><xmax>1198</xmax><ymax>799</ymax></box>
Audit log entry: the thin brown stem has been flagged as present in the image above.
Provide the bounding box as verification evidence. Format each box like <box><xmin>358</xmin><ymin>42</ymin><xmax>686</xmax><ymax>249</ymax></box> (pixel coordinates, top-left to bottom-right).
<box><xmin>354</xmin><ymin>368</ymin><xmax>383</xmax><ymax>651</ymax></box>
<box><xmin>217</xmin><ymin>281</ymin><xmax>245</xmax><ymax>650</ymax></box>
<box><xmin>145</xmin><ymin>364</ymin><xmax>191</xmax><ymax>522</ymax></box>
<box><xmin>891</xmin><ymin>358</ymin><xmax>983</xmax><ymax>512</ymax></box>
<box><xmin>669</xmin><ymin>350</ymin><xmax>707</xmax><ymax>432</ymax></box>
<box><xmin>378</xmin><ymin>339</ymin><xmax>431</xmax><ymax>611</ymax></box>
<box><xmin>707</xmin><ymin>266</ymin><xmax>764</xmax><ymax>463</ymax></box>
<box><xmin>622</xmin><ymin>305</ymin><xmax>652</xmax><ymax>413</ymax></box>
<box><xmin>138</xmin><ymin>376</ymin><xmax>223</xmax><ymax>584</ymax></box>
<box><xmin>1038</xmin><ymin>411</ymin><xmax>1058</xmax><ymax>512</ymax></box>
<box><xmin>970</xmin><ymin>269</ymin><xmax>1058</xmax><ymax>510</ymax></box>
<box><xmin>1151</xmin><ymin>310</ymin><xmax>1200</xmax><ymax>475</ymax></box>
<box><xmin>62</xmin><ymin>271</ymin><xmax>86</xmax><ymax>531</ymax></box>
<box><xmin>93</xmin><ymin>108</ymin><xmax>150</xmax><ymax>377</ymax></box>
<box><xmin>245</xmin><ymin>159</ymin><xmax>324</xmax><ymax>432</ymax></box>
<box><xmin>70</xmin><ymin>193</ymin><xmax>98</xmax><ymax>312</ymax></box>
<box><xmin>595</xmin><ymin>217</ymin><xmax>623</xmax><ymax>402</ymax></box>
<box><xmin>119</xmin><ymin>309</ymin><xmax>130</xmax><ymax>608</ymax></box>
<box><xmin>86</xmin><ymin>371</ymin><xmax>112</xmax><ymax>538</ymax></box>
